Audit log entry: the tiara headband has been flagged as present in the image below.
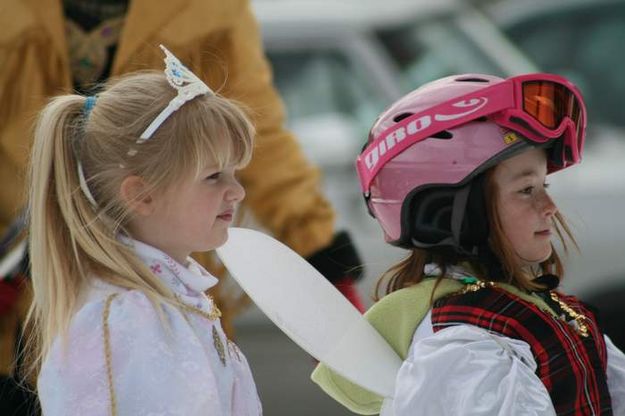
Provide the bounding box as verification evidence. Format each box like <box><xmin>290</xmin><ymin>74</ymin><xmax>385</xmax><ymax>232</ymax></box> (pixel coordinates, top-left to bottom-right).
<box><xmin>79</xmin><ymin>45</ymin><xmax>214</xmax><ymax>208</ymax></box>
<box><xmin>139</xmin><ymin>44</ymin><xmax>213</xmax><ymax>140</ymax></box>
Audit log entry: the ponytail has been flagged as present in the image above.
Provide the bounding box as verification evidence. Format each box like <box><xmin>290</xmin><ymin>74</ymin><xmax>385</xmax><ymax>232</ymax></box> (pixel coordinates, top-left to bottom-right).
<box><xmin>25</xmin><ymin>95</ymin><xmax>89</xmax><ymax>381</ymax></box>
<box><xmin>24</xmin><ymin>95</ymin><xmax>172</xmax><ymax>381</ymax></box>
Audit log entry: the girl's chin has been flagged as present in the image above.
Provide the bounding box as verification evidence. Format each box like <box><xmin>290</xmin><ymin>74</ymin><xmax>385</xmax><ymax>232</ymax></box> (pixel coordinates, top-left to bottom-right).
<box><xmin>203</xmin><ymin>228</ymin><xmax>229</xmax><ymax>251</ymax></box>
<box><xmin>520</xmin><ymin>251</ymin><xmax>553</xmax><ymax>267</ymax></box>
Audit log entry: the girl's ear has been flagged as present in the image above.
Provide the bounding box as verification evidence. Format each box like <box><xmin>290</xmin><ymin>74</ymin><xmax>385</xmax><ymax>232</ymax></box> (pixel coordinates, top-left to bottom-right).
<box><xmin>119</xmin><ymin>175</ymin><xmax>154</xmax><ymax>216</ymax></box>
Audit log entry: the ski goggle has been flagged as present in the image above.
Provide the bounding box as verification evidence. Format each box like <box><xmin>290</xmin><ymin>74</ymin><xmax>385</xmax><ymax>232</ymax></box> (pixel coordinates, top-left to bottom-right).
<box><xmin>356</xmin><ymin>73</ymin><xmax>586</xmax><ymax>193</ymax></box>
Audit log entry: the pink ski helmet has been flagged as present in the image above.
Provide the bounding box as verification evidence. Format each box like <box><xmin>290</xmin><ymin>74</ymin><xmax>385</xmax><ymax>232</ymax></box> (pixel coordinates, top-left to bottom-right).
<box><xmin>356</xmin><ymin>73</ymin><xmax>586</xmax><ymax>252</ymax></box>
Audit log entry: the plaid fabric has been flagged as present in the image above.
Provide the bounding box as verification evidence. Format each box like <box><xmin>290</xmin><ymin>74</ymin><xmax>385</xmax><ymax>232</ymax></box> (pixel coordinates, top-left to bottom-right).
<box><xmin>432</xmin><ymin>287</ymin><xmax>612</xmax><ymax>415</ymax></box>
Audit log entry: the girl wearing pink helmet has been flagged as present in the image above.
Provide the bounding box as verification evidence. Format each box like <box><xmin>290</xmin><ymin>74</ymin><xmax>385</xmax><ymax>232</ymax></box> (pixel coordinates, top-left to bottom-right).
<box><xmin>313</xmin><ymin>74</ymin><xmax>625</xmax><ymax>415</ymax></box>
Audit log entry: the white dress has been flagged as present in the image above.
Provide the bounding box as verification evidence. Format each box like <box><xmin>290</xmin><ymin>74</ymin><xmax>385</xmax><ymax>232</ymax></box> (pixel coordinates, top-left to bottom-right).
<box><xmin>389</xmin><ymin>310</ymin><xmax>625</xmax><ymax>416</ymax></box>
<box><xmin>38</xmin><ymin>239</ymin><xmax>262</xmax><ymax>416</ymax></box>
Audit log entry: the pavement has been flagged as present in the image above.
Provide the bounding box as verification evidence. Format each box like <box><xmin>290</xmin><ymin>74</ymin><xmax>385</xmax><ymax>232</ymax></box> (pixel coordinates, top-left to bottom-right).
<box><xmin>235</xmin><ymin>312</ymin><xmax>355</xmax><ymax>416</ymax></box>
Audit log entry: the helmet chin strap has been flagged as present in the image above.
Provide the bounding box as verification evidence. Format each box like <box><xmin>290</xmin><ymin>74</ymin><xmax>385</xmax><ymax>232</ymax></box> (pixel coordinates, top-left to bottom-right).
<box><xmin>450</xmin><ymin>183</ymin><xmax>472</xmax><ymax>251</ymax></box>
<box><xmin>533</xmin><ymin>274</ymin><xmax>560</xmax><ymax>291</ymax></box>
<box><xmin>453</xmin><ymin>174</ymin><xmax>489</xmax><ymax>256</ymax></box>
<box><xmin>405</xmin><ymin>174</ymin><xmax>515</xmax><ymax>282</ymax></box>
<box><xmin>460</xmin><ymin>176</ymin><xmax>507</xmax><ymax>281</ymax></box>
<box><xmin>462</xmin><ymin>175</ymin><xmax>561</xmax><ymax>289</ymax></box>
<box><xmin>476</xmin><ymin>242</ymin><xmax>507</xmax><ymax>281</ymax></box>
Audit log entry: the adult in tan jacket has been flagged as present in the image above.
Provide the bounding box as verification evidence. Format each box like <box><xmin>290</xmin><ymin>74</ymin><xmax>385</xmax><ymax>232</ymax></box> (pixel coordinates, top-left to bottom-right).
<box><xmin>0</xmin><ymin>0</ymin><xmax>364</xmax><ymax>412</ymax></box>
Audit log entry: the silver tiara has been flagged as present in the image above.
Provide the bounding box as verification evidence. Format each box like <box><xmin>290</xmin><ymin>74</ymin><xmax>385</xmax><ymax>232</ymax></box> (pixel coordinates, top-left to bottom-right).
<box><xmin>139</xmin><ymin>44</ymin><xmax>213</xmax><ymax>140</ymax></box>
<box><xmin>79</xmin><ymin>45</ymin><xmax>214</xmax><ymax>208</ymax></box>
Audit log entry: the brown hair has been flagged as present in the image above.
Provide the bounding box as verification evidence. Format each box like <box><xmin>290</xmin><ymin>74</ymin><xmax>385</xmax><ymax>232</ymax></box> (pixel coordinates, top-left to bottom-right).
<box><xmin>375</xmin><ymin>166</ymin><xmax>577</xmax><ymax>299</ymax></box>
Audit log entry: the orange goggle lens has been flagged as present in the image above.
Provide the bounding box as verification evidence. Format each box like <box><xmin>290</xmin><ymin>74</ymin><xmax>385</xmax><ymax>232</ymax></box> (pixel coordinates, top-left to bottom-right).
<box><xmin>522</xmin><ymin>81</ymin><xmax>582</xmax><ymax>129</ymax></box>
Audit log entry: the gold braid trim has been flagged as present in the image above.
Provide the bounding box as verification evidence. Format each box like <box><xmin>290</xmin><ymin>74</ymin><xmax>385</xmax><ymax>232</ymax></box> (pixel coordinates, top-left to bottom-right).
<box><xmin>177</xmin><ymin>295</ymin><xmax>222</xmax><ymax>321</ymax></box>
<box><xmin>549</xmin><ymin>292</ymin><xmax>590</xmax><ymax>337</ymax></box>
<box><xmin>178</xmin><ymin>296</ymin><xmax>226</xmax><ymax>366</ymax></box>
<box><xmin>459</xmin><ymin>280</ymin><xmax>590</xmax><ymax>337</ymax></box>
<box><xmin>101</xmin><ymin>293</ymin><xmax>224</xmax><ymax>416</ymax></box>
<box><xmin>103</xmin><ymin>293</ymin><xmax>119</xmax><ymax>416</ymax></box>
<box><xmin>460</xmin><ymin>280</ymin><xmax>496</xmax><ymax>294</ymax></box>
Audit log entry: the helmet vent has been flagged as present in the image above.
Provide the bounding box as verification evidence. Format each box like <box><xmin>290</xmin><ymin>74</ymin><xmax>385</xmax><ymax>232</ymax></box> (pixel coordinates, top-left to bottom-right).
<box><xmin>430</xmin><ymin>130</ymin><xmax>453</xmax><ymax>139</ymax></box>
<box><xmin>456</xmin><ymin>77</ymin><xmax>490</xmax><ymax>83</ymax></box>
<box><xmin>393</xmin><ymin>112</ymin><xmax>414</xmax><ymax>123</ymax></box>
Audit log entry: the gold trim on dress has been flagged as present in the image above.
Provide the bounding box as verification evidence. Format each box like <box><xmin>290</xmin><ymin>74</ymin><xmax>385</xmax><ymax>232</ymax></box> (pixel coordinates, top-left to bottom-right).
<box><xmin>458</xmin><ymin>280</ymin><xmax>590</xmax><ymax>337</ymax></box>
<box><xmin>103</xmin><ymin>293</ymin><xmax>119</xmax><ymax>416</ymax></box>
<box><xmin>212</xmin><ymin>326</ymin><xmax>227</xmax><ymax>366</ymax></box>
<box><xmin>549</xmin><ymin>292</ymin><xmax>590</xmax><ymax>337</ymax></box>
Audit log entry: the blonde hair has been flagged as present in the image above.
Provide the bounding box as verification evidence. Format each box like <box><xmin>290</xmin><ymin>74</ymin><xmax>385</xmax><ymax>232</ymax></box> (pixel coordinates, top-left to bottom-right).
<box><xmin>25</xmin><ymin>71</ymin><xmax>254</xmax><ymax>379</ymax></box>
<box><xmin>376</xmin><ymin>167</ymin><xmax>577</xmax><ymax>299</ymax></box>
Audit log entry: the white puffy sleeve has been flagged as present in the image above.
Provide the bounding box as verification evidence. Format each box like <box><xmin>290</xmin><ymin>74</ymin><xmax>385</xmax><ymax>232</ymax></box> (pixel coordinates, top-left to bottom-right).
<box><xmin>605</xmin><ymin>335</ymin><xmax>625</xmax><ymax>413</ymax></box>
<box><xmin>392</xmin><ymin>314</ymin><xmax>556</xmax><ymax>416</ymax></box>
<box><xmin>38</xmin><ymin>291</ymin><xmax>236</xmax><ymax>416</ymax></box>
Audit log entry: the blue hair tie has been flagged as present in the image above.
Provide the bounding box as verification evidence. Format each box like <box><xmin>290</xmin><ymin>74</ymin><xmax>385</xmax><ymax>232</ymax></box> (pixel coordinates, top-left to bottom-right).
<box><xmin>83</xmin><ymin>95</ymin><xmax>97</xmax><ymax>119</ymax></box>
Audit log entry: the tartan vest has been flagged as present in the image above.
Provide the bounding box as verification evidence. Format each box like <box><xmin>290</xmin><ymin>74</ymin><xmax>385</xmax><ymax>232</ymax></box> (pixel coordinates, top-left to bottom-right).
<box><xmin>432</xmin><ymin>286</ymin><xmax>613</xmax><ymax>415</ymax></box>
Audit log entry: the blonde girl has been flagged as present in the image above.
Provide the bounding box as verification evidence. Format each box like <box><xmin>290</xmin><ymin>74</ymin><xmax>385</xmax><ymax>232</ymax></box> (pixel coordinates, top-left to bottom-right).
<box><xmin>26</xmin><ymin>46</ymin><xmax>261</xmax><ymax>415</ymax></box>
<box><xmin>313</xmin><ymin>74</ymin><xmax>625</xmax><ymax>415</ymax></box>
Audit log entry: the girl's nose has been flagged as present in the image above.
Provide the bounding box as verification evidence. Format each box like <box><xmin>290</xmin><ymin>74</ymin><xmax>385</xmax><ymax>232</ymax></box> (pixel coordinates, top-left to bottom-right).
<box><xmin>227</xmin><ymin>177</ymin><xmax>245</xmax><ymax>203</ymax></box>
<box><xmin>541</xmin><ymin>191</ymin><xmax>558</xmax><ymax>218</ymax></box>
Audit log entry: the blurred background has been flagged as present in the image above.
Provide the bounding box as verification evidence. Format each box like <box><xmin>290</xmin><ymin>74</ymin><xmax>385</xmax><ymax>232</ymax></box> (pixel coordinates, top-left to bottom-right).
<box><xmin>232</xmin><ymin>0</ymin><xmax>625</xmax><ymax>414</ymax></box>
<box><xmin>0</xmin><ymin>0</ymin><xmax>622</xmax><ymax>414</ymax></box>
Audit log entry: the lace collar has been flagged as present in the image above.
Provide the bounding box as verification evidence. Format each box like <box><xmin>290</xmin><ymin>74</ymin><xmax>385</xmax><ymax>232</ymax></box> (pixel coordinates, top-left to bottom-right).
<box><xmin>120</xmin><ymin>236</ymin><xmax>218</xmax><ymax>297</ymax></box>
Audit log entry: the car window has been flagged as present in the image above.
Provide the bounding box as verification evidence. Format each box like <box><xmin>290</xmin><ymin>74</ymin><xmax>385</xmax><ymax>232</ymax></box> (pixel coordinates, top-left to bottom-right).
<box><xmin>377</xmin><ymin>17</ymin><xmax>508</xmax><ymax>91</ymax></box>
<box><xmin>504</xmin><ymin>4</ymin><xmax>625</xmax><ymax>128</ymax></box>
<box><xmin>268</xmin><ymin>49</ymin><xmax>384</xmax><ymax>126</ymax></box>
<box><xmin>266</xmin><ymin>49</ymin><xmax>388</xmax><ymax>165</ymax></box>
